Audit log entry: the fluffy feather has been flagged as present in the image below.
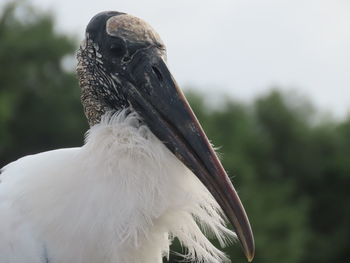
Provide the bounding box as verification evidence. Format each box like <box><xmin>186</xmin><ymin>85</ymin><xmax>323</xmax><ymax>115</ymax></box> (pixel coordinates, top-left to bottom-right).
<box><xmin>0</xmin><ymin>109</ymin><xmax>235</xmax><ymax>263</ymax></box>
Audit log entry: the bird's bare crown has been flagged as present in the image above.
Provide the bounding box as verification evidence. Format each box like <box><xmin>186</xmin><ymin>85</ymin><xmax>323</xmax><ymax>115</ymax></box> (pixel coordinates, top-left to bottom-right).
<box><xmin>106</xmin><ymin>14</ymin><xmax>164</xmax><ymax>47</ymax></box>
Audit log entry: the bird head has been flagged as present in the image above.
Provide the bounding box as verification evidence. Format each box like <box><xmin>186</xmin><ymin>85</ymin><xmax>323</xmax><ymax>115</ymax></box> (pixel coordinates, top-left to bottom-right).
<box><xmin>77</xmin><ymin>11</ymin><xmax>255</xmax><ymax>262</ymax></box>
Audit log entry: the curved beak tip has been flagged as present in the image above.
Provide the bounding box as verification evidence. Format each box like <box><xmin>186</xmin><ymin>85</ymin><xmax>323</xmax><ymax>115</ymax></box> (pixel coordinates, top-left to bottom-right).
<box><xmin>240</xmin><ymin>231</ymin><xmax>255</xmax><ymax>262</ymax></box>
<box><xmin>246</xmin><ymin>250</ymin><xmax>255</xmax><ymax>262</ymax></box>
<box><xmin>240</xmin><ymin>223</ymin><xmax>255</xmax><ymax>262</ymax></box>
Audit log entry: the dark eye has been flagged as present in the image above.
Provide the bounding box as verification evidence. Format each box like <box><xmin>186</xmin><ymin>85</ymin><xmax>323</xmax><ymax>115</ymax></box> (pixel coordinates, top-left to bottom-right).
<box><xmin>110</xmin><ymin>43</ymin><xmax>125</xmax><ymax>57</ymax></box>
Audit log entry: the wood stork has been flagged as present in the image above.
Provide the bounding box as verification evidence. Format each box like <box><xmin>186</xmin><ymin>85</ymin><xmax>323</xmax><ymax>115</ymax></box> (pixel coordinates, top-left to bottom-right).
<box><xmin>0</xmin><ymin>11</ymin><xmax>254</xmax><ymax>263</ymax></box>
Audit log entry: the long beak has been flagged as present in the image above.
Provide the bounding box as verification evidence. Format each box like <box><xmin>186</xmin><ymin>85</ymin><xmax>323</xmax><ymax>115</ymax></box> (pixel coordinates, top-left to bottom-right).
<box><xmin>122</xmin><ymin>47</ymin><xmax>255</xmax><ymax>261</ymax></box>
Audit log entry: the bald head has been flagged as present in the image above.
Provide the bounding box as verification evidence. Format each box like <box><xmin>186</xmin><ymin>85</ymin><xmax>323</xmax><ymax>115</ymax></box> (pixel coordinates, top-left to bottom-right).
<box><xmin>85</xmin><ymin>11</ymin><xmax>165</xmax><ymax>54</ymax></box>
<box><xmin>77</xmin><ymin>11</ymin><xmax>168</xmax><ymax>125</ymax></box>
<box><xmin>106</xmin><ymin>14</ymin><xmax>164</xmax><ymax>47</ymax></box>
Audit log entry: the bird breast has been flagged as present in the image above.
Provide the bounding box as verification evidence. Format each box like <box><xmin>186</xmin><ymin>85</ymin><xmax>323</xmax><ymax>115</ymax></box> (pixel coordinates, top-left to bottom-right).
<box><xmin>0</xmin><ymin>109</ymin><xmax>233</xmax><ymax>263</ymax></box>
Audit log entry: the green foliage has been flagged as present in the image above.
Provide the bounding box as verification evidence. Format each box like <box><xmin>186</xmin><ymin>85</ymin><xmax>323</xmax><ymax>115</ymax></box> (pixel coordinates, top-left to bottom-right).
<box><xmin>0</xmin><ymin>1</ymin><xmax>87</xmax><ymax>167</ymax></box>
<box><xmin>1</xmin><ymin>1</ymin><xmax>349</xmax><ymax>263</ymax></box>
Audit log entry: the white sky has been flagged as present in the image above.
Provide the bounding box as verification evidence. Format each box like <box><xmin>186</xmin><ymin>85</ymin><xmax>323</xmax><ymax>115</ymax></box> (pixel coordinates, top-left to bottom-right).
<box><xmin>15</xmin><ymin>0</ymin><xmax>350</xmax><ymax>117</ymax></box>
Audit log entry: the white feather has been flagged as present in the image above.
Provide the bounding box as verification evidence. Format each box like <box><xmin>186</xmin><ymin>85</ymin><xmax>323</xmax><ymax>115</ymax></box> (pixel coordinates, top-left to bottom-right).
<box><xmin>0</xmin><ymin>109</ymin><xmax>235</xmax><ymax>263</ymax></box>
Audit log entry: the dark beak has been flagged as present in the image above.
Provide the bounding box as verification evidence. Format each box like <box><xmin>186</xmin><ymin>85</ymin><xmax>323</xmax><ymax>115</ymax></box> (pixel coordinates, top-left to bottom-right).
<box><xmin>121</xmin><ymin>47</ymin><xmax>255</xmax><ymax>261</ymax></box>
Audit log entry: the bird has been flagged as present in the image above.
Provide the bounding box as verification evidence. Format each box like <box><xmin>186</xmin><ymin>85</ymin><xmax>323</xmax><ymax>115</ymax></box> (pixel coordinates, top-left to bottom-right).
<box><xmin>0</xmin><ymin>11</ymin><xmax>254</xmax><ymax>263</ymax></box>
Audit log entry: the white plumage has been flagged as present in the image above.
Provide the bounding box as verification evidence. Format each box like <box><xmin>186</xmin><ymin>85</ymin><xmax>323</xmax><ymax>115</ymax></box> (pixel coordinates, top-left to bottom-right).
<box><xmin>0</xmin><ymin>110</ymin><xmax>234</xmax><ymax>263</ymax></box>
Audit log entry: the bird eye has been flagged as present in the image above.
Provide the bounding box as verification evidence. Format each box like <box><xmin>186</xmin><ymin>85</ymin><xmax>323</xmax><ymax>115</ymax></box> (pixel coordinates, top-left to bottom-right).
<box><xmin>110</xmin><ymin>43</ymin><xmax>125</xmax><ymax>57</ymax></box>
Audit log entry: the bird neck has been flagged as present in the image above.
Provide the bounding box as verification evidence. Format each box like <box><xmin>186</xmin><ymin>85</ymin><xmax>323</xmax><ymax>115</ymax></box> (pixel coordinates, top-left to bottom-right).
<box><xmin>81</xmin><ymin>84</ymin><xmax>109</xmax><ymax>127</ymax></box>
<box><xmin>77</xmin><ymin>47</ymin><xmax>110</xmax><ymax>126</ymax></box>
<box><xmin>77</xmin><ymin>44</ymin><xmax>129</xmax><ymax>127</ymax></box>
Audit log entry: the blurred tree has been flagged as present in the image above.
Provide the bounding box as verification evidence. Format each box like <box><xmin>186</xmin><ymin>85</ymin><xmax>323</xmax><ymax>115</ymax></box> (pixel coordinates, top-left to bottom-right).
<box><xmin>0</xmin><ymin>0</ymin><xmax>87</xmax><ymax>168</ymax></box>
<box><xmin>300</xmin><ymin>118</ymin><xmax>350</xmax><ymax>263</ymax></box>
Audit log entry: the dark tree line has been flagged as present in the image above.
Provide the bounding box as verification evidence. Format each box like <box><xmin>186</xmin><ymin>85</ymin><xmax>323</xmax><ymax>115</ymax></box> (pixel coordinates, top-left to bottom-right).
<box><xmin>1</xmin><ymin>2</ymin><xmax>349</xmax><ymax>263</ymax></box>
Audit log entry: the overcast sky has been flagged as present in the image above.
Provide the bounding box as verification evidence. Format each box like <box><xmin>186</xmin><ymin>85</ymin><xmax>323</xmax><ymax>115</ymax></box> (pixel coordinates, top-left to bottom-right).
<box><xmin>20</xmin><ymin>0</ymin><xmax>350</xmax><ymax>117</ymax></box>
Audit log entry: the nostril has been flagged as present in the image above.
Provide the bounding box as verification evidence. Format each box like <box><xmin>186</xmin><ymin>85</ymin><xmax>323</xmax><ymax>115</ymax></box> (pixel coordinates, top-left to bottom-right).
<box><xmin>152</xmin><ymin>66</ymin><xmax>163</xmax><ymax>82</ymax></box>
